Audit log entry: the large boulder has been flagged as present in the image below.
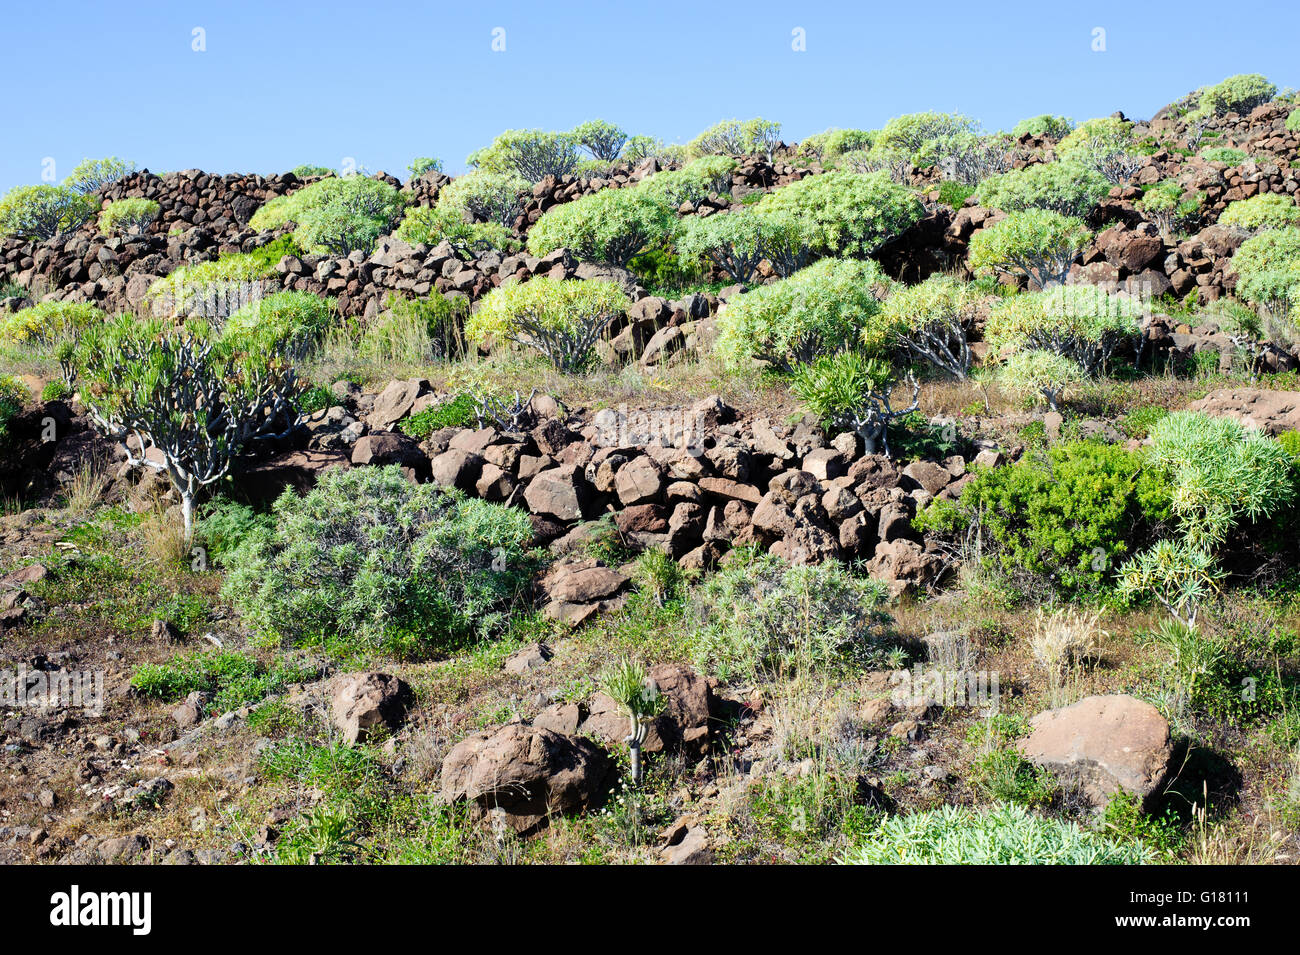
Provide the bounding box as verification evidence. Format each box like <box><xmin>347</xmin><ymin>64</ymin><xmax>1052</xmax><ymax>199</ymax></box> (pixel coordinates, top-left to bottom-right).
<box><xmin>331</xmin><ymin>672</ymin><xmax>411</xmax><ymax>745</ymax></box>
<box><xmin>524</xmin><ymin>464</ymin><xmax>592</xmax><ymax>521</ymax></box>
<box><xmin>1187</xmin><ymin>388</ymin><xmax>1300</xmax><ymax>436</ymax></box>
<box><xmin>441</xmin><ymin>723</ymin><xmax>612</xmax><ymax>832</ymax></box>
<box><xmin>1017</xmin><ymin>694</ymin><xmax>1173</xmax><ymax>810</ymax></box>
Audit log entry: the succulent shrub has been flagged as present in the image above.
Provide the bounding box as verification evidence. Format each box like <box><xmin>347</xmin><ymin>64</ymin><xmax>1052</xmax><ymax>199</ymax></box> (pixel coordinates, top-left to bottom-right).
<box><xmin>526</xmin><ymin>188</ymin><xmax>674</xmax><ymax>267</ymax></box>
<box><xmin>1197</xmin><ymin>73</ymin><xmax>1277</xmax><ymax>117</ymax></box>
<box><xmin>250</xmin><ymin>176</ymin><xmax>407</xmax><ymax>255</ymax></box>
<box><xmin>1057</xmin><ymin>117</ymin><xmax>1143</xmax><ymax>184</ymax></box>
<box><xmin>465</xmin><ymin>277</ymin><xmax>629</xmax><ymax>371</ymax></box>
<box><xmin>999</xmin><ymin>349</ymin><xmax>1085</xmax><ymax>411</ymax></box>
<box><xmin>0</xmin><ymin>184</ymin><xmax>99</xmax><ymax>240</ymax></box>
<box><xmin>98</xmin><ymin>197</ymin><xmax>160</xmax><ymax>235</ymax></box>
<box><xmin>920</xmin><ymin>440</ymin><xmax>1171</xmax><ymax>597</ymax></box>
<box><xmin>755</xmin><ymin>170</ymin><xmax>925</xmax><ymax>259</ymax></box>
<box><xmin>881</xmin><ymin>274</ymin><xmax>983</xmax><ymax>379</ymax></box>
<box><xmin>673</xmin><ymin>208</ymin><xmax>811</xmax><ymax>284</ymax></box>
<box><xmin>467</xmin><ymin>129</ymin><xmax>580</xmax><ymax>183</ymax></box>
<box><xmin>145</xmin><ymin>246</ymin><xmax>288</xmax><ymax>318</ymax></box>
<box><xmin>75</xmin><ymin>314</ymin><xmax>308</xmax><ymax>543</ymax></box>
<box><xmin>0</xmin><ymin>374</ymin><xmax>28</xmax><ymax>445</ymax></box>
<box><xmin>64</xmin><ymin>157</ymin><xmax>135</xmax><ymax>195</ymax></box>
<box><xmin>841</xmin><ymin>803</ymin><xmax>1150</xmax><ymax>865</ymax></box>
<box><xmin>939</xmin><ymin>132</ymin><xmax>1015</xmax><ymax>187</ymax></box>
<box><xmin>1231</xmin><ymin>226</ymin><xmax>1300</xmax><ymax>323</ymax></box>
<box><xmin>637</xmin><ymin>156</ymin><xmax>738</xmax><ymax>207</ymax></box>
<box><xmin>875</xmin><ymin>111</ymin><xmax>980</xmax><ymax>168</ymax></box>
<box><xmin>223</xmin><ymin>291</ymin><xmax>337</xmax><ymax>358</ymax></box>
<box><xmin>790</xmin><ymin>350</ymin><xmax>919</xmax><ymax>456</ymax></box>
<box><xmin>435</xmin><ymin>170</ymin><xmax>529</xmax><ymax>228</ymax></box>
<box><xmin>984</xmin><ymin>285</ymin><xmax>1142</xmax><ymax>375</ymax></box>
<box><xmin>0</xmin><ymin>300</ymin><xmax>106</xmax><ymax>380</ymax></box>
<box><xmin>407</xmin><ymin>156</ymin><xmax>443</xmax><ymax>178</ymax></box>
<box><xmin>974</xmin><ymin>161</ymin><xmax>1109</xmax><ymax>219</ymax></box>
<box><xmin>221</xmin><ymin>465</ymin><xmax>535</xmax><ymax>660</ymax></box>
<box><xmin>571</xmin><ymin>120</ymin><xmax>628</xmax><ymax>162</ymax></box>
<box><xmin>688</xmin><ymin>549</ymin><xmax>894</xmax><ymax>680</ymax></box>
<box><xmin>290</xmin><ymin>164</ymin><xmax>335</xmax><ymax>179</ymax></box>
<box><xmin>1135</xmin><ymin>179</ymin><xmax>1204</xmax><ymax>238</ymax></box>
<box><xmin>1288</xmin><ymin>109</ymin><xmax>1300</xmax><ymax>133</ymax></box>
<box><xmin>598</xmin><ymin>657</ymin><xmax>663</xmax><ymax>785</ymax></box>
<box><xmin>1200</xmin><ymin>146</ymin><xmax>1248</xmax><ymax>165</ymax></box>
<box><xmin>394</xmin><ymin>206</ymin><xmax>518</xmax><ymax>254</ymax></box>
<box><xmin>1219</xmin><ymin>193</ymin><xmax>1300</xmax><ymax>232</ymax></box>
<box><xmin>1011</xmin><ymin>115</ymin><xmax>1074</xmax><ymax>140</ymax></box>
<box><xmin>622</xmin><ymin>136</ymin><xmax>683</xmax><ymax>165</ymax></box>
<box><xmin>967</xmin><ymin>210</ymin><xmax>1092</xmax><ymax>290</ymax></box>
<box><xmin>715</xmin><ymin>257</ymin><xmax>897</xmax><ymax>370</ymax></box>
<box><xmin>688</xmin><ymin>118</ymin><xmax>782</xmax><ymax>159</ymax></box>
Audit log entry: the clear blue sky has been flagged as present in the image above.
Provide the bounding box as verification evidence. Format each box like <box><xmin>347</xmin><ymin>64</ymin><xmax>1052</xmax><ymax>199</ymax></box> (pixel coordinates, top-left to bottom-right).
<box><xmin>4</xmin><ymin>0</ymin><xmax>1297</xmax><ymax>194</ymax></box>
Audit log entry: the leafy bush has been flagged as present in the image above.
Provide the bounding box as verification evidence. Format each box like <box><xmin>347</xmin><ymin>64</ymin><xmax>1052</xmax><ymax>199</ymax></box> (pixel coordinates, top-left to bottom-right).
<box><xmin>800</xmin><ymin>128</ymin><xmax>877</xmax><ymax>162</ymax></box>
<box><xmin>790</xmin><ymin>351</ymin><xmax>918</xmax><ymax>455</ymax></box>
<box><xmin>468</xmin><ymin>129</ymin><xmax>580</xmax><ymax>183</ymax></box>
<box><xmin>400</xmin><ymin>393</ymin><xmax>477</xmax><ymax>438</ymax></box>
<box><xmin>1219</xmin><ymin>194</ymin><xmax>1300</xmax><ymax>231</ymax></box>
<box><xmin>435</xmin><ymin>170</ymin><xmax>529</xmax><ymax>228</ymax></box>
<box><xmin>0</xmin><ymin>374</ymin><xmax>28</xmax><ymax>444</ymax></box>
<box><xmin>64</xmin><ymin>157</ymin><xmax>135</xmax><ymax>195</ymax></box>
<box><xmin>1198</xmin><ymin>73</ymin><xmax>1277</xmax><ymax>117</ymax></box>
<box><xmin>1136</xmin><ymin>179</ymin><xmax>1203</xmax><ymax>237</ymax></box>
<box><xmin>755</xmin><ymin>170</ymin><xmax>924</xmax><ymax>259</ymax></box>
<box><xmin>984</xmin><ymin>285</ymin><xmax>1142</xmax><ymax>374</ymax></box>
<box><xmin>466</xmin><ymin>277</ymin><xmax>630</xmax><ymax>371</ymax></box>
<box><xmin>841</xmin><ymin>803</ymin><xmax>1150</xmax><ymax>865</ymax></box>
<box><xmin>967</xmin><ymin>209</ymin><xmax>1092</xmax><ymax>289</ymax></box>
<box><xmin>974</xmin><ymin>161</ymin><xmax>1109</xmax><ymax>218</ymax></box>
<box><xmin>198</xmin><ymin>498</ymin><xmax>275</xmax><ymax>566</ymax></box>
<box><xmin>1011</xmin><ymin>115</ymin><xmax>1074</xmax><ymax>140</ymax></box>
<box><xmin>571</xmin><ymin>120</ymin><xmax>628</xmax><ymax>162</ymax></box>
<box><xmin>526</xmin><ymin>188</ymin><xmax>674</xmax><ymax>267</ymax></box>
<box><xmin>250</xmin><ymin>177</ymin><xmax>407</xmax><ymax>255</ymax></box>
<box><xmin>0</xmin><ymin>184</ymin><xmax>99</xmax><ymax>240</ymax></box>
<box><xmin>1</xmin><ymin>300</ymin><xmax>106</xmax><ymax>352</ymax></box>
<box><xmin>637</xmin><ymin>156</ymin><xmax>738</xmax><ymax>206</ymax></box>
<box><xmin>1200</xmin><ymin>146</ymin><xmax>1248</xmax><ymax>165</ymax></box>
<box><xmin>688</xmin><ymin>549</ymin><xmax>893</xmax><ymax>680</ymax></box>
<box><xmin>875</xmin><ymin>111</ymin><xmax>979</xmax><ymax>168</ymax></box>
<box><xmin>145</xmin><ymin>250</ymin><xmax>280</xmax><ymax>318</ymax></box>
<box><xmin>98</xmin><ymin>197</ymin><xmax>159</xmax><ymax>235</ymax></box>
<box><xmin>881</xmin><ymin>275</ymin><xmax>983</xmax><ymax>378</ymax></box>
<box><xmin>222</xmin><ymin>466</ymin><xmax>536</xmax><ymax>659</ymax></box>
<box><xmin>715</xmin><ymin>257</ymin><xmax>896</xmax><ymax>370</ymax></box>
<box><xmin>407</xmin><ymin>156</ymin><xmax>443</xmax><ymax>178</ymax></box>
<box><xmin>290</xmin><ymin>164</ymin><xmax>334</xmax><ymax>178</ymax></box>
<box><xmin>1231</xmin><ymin>226</ymin><xmax>1300</xmax><ymax>320</ymax></box>
<box><xmin>394</xmin><ymin>206</ymin><xmax>518</xmax><ymax>254</ymax></box>
<box><xmin>1288</xmin><ymin>109</ymin><xmax>1300</xmax><ymax>133</ymax></box>
<box><xmin>688</xmin><ymin>118</ymin><xmax>782</xmax><ymax>159</ymax></box>
<box><xmin>673</xmin><ymin>208</ymin><xmax>810</xmax><ymax>283</ymax></box>
<box><xmin>1057</xmin><ymin>117</ymin><xmax>1142</xmax><ymax>184</ymax></box>
<box><xmin>223</xmin><ymin>291</ymin><xmax>337</xmax><ymax>357</ymax></box>
<box><xmin>924</xmin><ymin>440</ymin><xmax>1169</xmax><ymax>596</ymax></box>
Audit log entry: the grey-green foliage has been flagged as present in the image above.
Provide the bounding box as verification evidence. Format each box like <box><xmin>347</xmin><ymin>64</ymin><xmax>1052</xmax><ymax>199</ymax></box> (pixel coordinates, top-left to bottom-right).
<box><xmin>221</xmin><ymin>465</ymin><xmax>536</xmax><ymax>660</ymax></box>
<box><xmin>688</xmin><ymin>549</ymin><xmax>894</xmax><ymax>680</ymax></box>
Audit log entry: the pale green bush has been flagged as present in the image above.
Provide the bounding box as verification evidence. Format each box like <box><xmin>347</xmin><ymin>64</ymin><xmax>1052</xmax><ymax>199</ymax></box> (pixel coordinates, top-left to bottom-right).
<box><xmin>1219</xmin><ymin>194</ymin><xmax>1300</xmax><ymax>231</ymax></box>
<box><xmin>64</xmin><ymin>157</ymin><xmax>135</xmax><ymax>195</ymax></box>
<box><xmin>436</xmin><ymin>170</ymin><xmax>529</xmax><ymax>227</ymax></box>
<box><xmin>1198</xmin><ymin>73</ymin><xmax>1277</xmax><ymax>117</ymax></box>
<box><xmin>98</xmin><ymin>197</ymin><xmax>159</xmax><ymax>235</ymax></box>
<box><xmin>999</xmin><ymin>349</ymin><xmax>1085</xmax><ymax>411</ymax></box>
<box><xmin>570</xmin><ymin>120</ymin><xmax>628</xmax><ymax>161</ymax></box>
<box><xmin>673</xmin><ymin>208</ymin><xmax>811</xmax><ymax>283</ymax></box>
<box><xmin>967</xmin><ymin>210</ymin><xmax>1092</xmax><ymax>290</ymax></box>
<box><xmin>0</xmin><ymin>185</ymin><xmax>98</xmax><ymax>240</ymax></box>
<box><xmin>466</xmin><ymin>277</ymin><xmax>629</xmax><ymax>370</ymax></box>
<box><xmin>974</xmin><ymin>161</ymin><xmax>1109</xmax><ymax>218</ymax></box>
<box><xmin>755</xmin><ymin>170</ymin><xmax>924</xmax><ymax>258</ymax></box>
<box><xmin>1011</xmin><ymin>115</ymin><xmax>1074</xmax><ymax>140</ymax></box>
<box><xmin>526</xmin><ymin>188</ymin><xmax>674</xmax><ymax>266</ymax></box>
<box><xmin>467</xmin><ymin>129</ymin><xmax>580</xmax><ymax>182</ymax></box>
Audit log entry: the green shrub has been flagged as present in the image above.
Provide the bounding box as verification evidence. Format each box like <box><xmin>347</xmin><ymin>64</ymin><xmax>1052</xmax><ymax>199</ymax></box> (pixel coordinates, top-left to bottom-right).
<box><xmin>841</xmin><ymin>803</ymin><xmax>1150</xmax><ymax>865</ymax></box>
<box><xmin>999</xmin><ymin>349</ymin><xmax>1085</xmax><ymax>411</ymax></box>
<box><xmin>465</xmin><ymin>277</ymin><xmax>630</xmax><ymax>371</ymax></box>
<box><xmin>715</xmin><ymin>257</ymin><xmax>896</xmax><ymax>370</ymax></box>
<box><xmin>435</xmin><ymin>170</ymin><xmax>529</xmax><ymax>228</ymax></box>
<box><xmin>790</xmin><ymin>351</ymin><xmax>918</xmax><ymax>455</ymax></box>
<box><xmin>1057</xmin><ymin>117</ymin><xmax>1142</xmax><ymax>183</ymax></box>
<box><xmin>688</xmin><ymin>549</ymin><xmax>894</xmax><ymax>680</ymax></box>
<box><xmin>250</xmin><ymin>176</ymin><xmax>407</xmax><ymax>255</ymax></box>
<box><xmin>290</xmin><ymin>165</ymin><xmax>334</xmax><ymax>178</ymax></box>
<box><xmin>407</xmin><ymin>156</ymin><xmax>443</xmax><ymax>178</ymax></box>
<box><xmin>936</xmin><ymin>180</ymin><xmax>976</xmax><ymax>210</ymax></box>
<box><xmin>1136</xmin><ymin>179</ymin><xmax>1203</xmax><ymax>237</ymax></box>
<box><xmin>132</xmin><ymin>649</ymin><xmax>316</xmax><ymax>714</ymax></box>
<box><xmin>394</xmin><ymin>206</ymin><xmax>518</xmax><ymax>254</ymax></box>
<box><xmin>984</xmin><ymin>285</ymin><xmax>1141</xmax><ymax>374</ymax></box>
<box><xmin>400</xmin><ymin>393</ymin><xmax>477</xmax><ymax>438</ymax></box>
<box><xmin>98</xmin><ymin>197</ymin><xmax>159</xmax><ymax>235</ymax></box>
<box><xmin>755</xmin><ymin>170</ymin><xmax>924</xmax><ymax>259</ymax></box>
<box><xmin>966</xmin><ymin>715</ymin><xmax>1059</xmax><ymax>807</ymax></box>
<box><xmin>1</xmin><ymin>300</ymin><xmax>106</xmax><ymax>352</ymax></box>
<box><xmin>688</xmin><ymin>118</ymin><xmax>782</xmax><ymax>159</ymax></box>
<box><xmin>673</xmin><ymin>208</ymin><xmax>810</xmax><ymax>283</ymax></box>
<box><xmin>571</xmin><ymin>120</ymin><xmax>628</xmax><ymax>161</ymax></box>
<box><xmin>0</xmin><ymin>374</ymin><xmax>28</xmax><ymax>444</ymax></box>
<box><xmin>1220</xmin><ymin>193</ymin><xmax>1300</xmax><ymax>231</ymax></box>
<box><xmin>881</xmin><ymin>274</ymin><xmax>983</xmax><ymax>378</ymax></box>
<box><xmin>1231</xmin><ymin>226</ymin><xmax>1300</xmax><ymax>320</ymax></box>
<box><xmin>876</xmin><ymin>111</ymin><xmax>979</xmax><ymax>167</ymax></box>
<box><xmin>41</xmin><ymin>380</ymin><xmax>71</xmax><ymax>402</ymax></box>
<box><xmin>1198</xmin><ymin>73</ymin><xmax>1277</xmax><ymax>117</ymax></box>
<box><xmin>967</xmin><ymin>210</ymin><xmax>1092</xmax><ymax>289</ymax></box>
<box><xmin>64</xmin><ymin>157</ymin><xmax>135</xmax><ymax>195</ymax></box>
<box><xmin>921</xmin><ymin>440</ymin><xmax>1170</xmax><ymax>596</ymax></box>
<box><xmin>1288</xmin><ymin>109</ymin><xmax>1300</xmax><ymax>133</ymax></box>
<box><xmin>145</xmin><ymin>250</ymin><xmax>280</xmax><ymax>318</ymax></box>
<box><xmin>222</xmin><ymin>466</ymin><xmax>536</xmax><ymax>660</ymax></box>
<box><xmin>974</xmin><ymin>161</ymin><xmax>1109</xmax><ymax>219</ymax></box>
<box><xmin>1011</xmin><ymin>115</ymin><xmax>1074</xmax><ymax>140</ymax></box>
<box><xmin>1200</xmin><ymin>146</ymin><xmax>1248</xmax><ymax>165</ymax></box>
<box><xmin>0</xmin><ymin>184</ymin><xmax>99</xmax><ymax>240</ymax></box>
<box><xmin>637</xmin><ymin>156</ymin><xmax>738</xmax><ymax>206</ymax></box>
<box><xmin>467</xmin><ymin>129</ymin><xmax>580</xmax><ymax>183</ymax></box>
<box><xmin>526</xmin><ymin>188</ymin><xmax>674</xmax><ymax>267</ymax></box>
<box><xmin>223</xmin><ymin>291</ymin><xmax>337</xmax><ymax>357</ymax></box>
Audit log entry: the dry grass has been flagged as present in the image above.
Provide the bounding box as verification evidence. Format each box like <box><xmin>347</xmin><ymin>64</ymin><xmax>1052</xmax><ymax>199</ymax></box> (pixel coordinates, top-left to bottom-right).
<box><xmin>1029</xmin><ymin>606</ymin><xmax>1107</xmax><ymax>708</ymax></box>
<box><xmin>64</xmin><ymin>457</ymin><xmax>110</xmax><ymax>518</ymax></box>
<box><xmin>138</xmin><ymin>499</ymin><xmax>189</xmax><ymax>567</ymax></box>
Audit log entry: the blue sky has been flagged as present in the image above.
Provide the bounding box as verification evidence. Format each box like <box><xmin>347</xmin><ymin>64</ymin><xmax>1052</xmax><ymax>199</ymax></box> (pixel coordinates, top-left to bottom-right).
<box><xmin>4</xmin><ymin>0</ymin><xmax>1298</xmax><ymax>194</ymax></box>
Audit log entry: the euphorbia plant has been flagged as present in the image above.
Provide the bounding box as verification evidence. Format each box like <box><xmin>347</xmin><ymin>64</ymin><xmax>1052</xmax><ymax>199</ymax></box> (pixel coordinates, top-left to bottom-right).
<box><xmin>599</xmin><ymin>657</ymin><xmax>664</xmax><ymax>786</ymax></box>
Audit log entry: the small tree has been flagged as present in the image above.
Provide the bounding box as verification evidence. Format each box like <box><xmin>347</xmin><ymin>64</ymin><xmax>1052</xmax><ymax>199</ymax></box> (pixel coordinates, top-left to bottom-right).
<box><xmin>468</xmin><ymin>129</ymin><xmax>580</xmax><ymax>183</ymax></box>
<box><xmin>791</xmin><ymin>350</ymin><xmax>920</xmax><ymax>456</ymax></box>
<box><xmin>1197</xmin><ymin>73</ymin><xmax>1277</xmax><ymax>117</ymax></box>
<box><xmin>674</xmin><ymin>208</ymin><xmax>811</xmax><ymax>284</ymax></box>
<box><xmin>0</xmin><ymin>184</ymin><xmax>98</xmax><ymax>240</ymax></box>
<box><xmin>968</xmin><ymin>210</ymin><xmax>1092</xmax><ymax>290</ymax></box>
<box><xmin>599</xmin><ymin>657</ymin><xmax>664</xmax><ymax>786</ymax></box>
<box><xmin>571</xmin><ymin>120</ymin><xmax>628</xmax><ymax>162</ymax></box>
<box><xmin>64</xmin><ymin>157</ymin><xmax>136</xmax><ymax>195</ymax></box>
<box><xmin>77</xmin><ymin>315</ymin><xmax>306</xmax><ymax>544</ymax></box>
<box><xmin>882</xmin><ymin>275</ymin><xmax>983</xmax><ymax>379</ymax></box>
<box><xmin>985</xmin><ymin>285</ymin><xmax>1142</xmax><ymax>375</ymax></box>
<box><xmin>436</xmin><ymin>170</ymin><xmax>529</xmax><ymax>228</ymax></box>
<box><xmin>756</xmin><ymin>169</ymin><xmax>925</xmax><ymax>259</ymax></box>
<box><xmin>99</xmin><ymin>197</ymin><xmax>160</xmax><ymax>235</ymax></box>
<box><xmin>466</xmin><ymin>277</ymin><xmax>630</xmax><ymax>371</ymax></box>
<box><xmin>974</xmin><ymin>161</ymin><xmax>1109</xmax><ymax>219</ymax></box>
<box><xmin>407</xmin><ymin>156</ymin><xmax>443</xmax><ymax>178</ymax></box>
<box><xmin>526</xmin><ymin>188</ymin><xmax>674</xmax><ymax>267</ymax></box>
<box><xmin>1058</xmin><ymin>117</ymin><xmax>1143</xmax><ymax>185</ymax></box>
<box><xmin>999</xmin><ymin>349</ymin><xmax>1084</xmax><ymax>412</ymax></box>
